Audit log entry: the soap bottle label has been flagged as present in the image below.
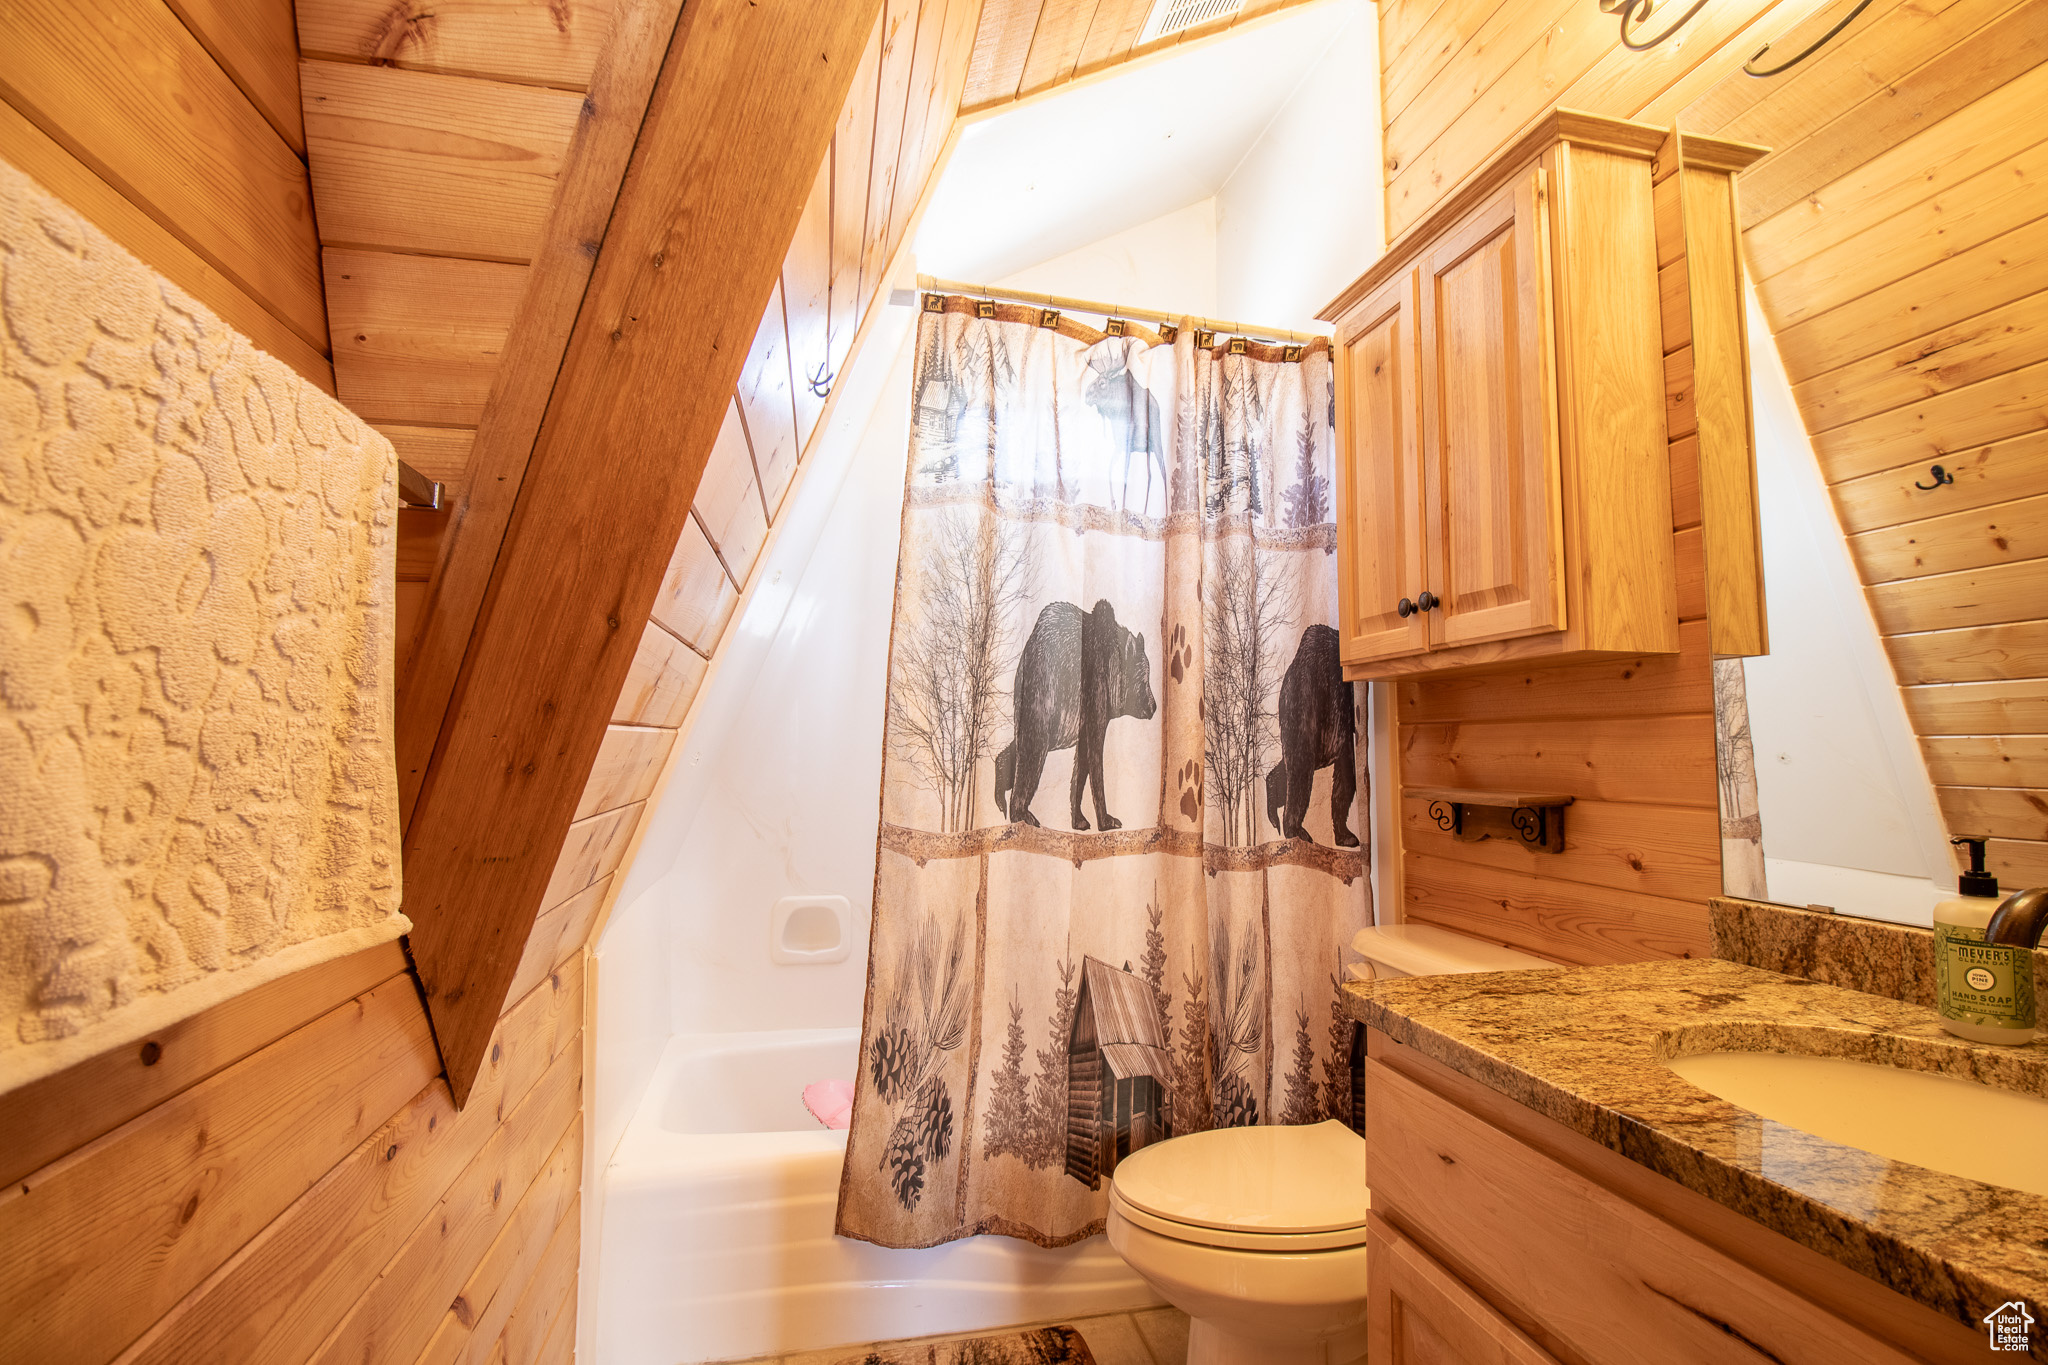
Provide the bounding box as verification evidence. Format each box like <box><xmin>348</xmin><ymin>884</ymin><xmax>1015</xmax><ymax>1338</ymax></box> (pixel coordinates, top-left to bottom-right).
<box><xmin>1936</xmin><ymin>922</ymin><xmax>2036</xmax><ymax>1031</ymax></box>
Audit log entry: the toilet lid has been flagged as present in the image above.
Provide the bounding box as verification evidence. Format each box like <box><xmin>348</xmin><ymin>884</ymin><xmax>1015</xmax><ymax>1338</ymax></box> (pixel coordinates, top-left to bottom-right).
<box><xmin>1110</xmin><ymin>1120</ymin><xmax>1369</xmax><ymax>1237</ymax></box>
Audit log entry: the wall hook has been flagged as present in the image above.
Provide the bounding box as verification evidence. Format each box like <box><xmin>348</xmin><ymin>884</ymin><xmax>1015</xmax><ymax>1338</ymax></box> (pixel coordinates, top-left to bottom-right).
<box><xmin>1914</xmin><ymin>464</ymin><xmax>1954</xmax><ymax>491</ymax></box>
<box><xmin>807</xmin><ymin>361</ymin><xmax>834</xmax><ymax>399</ymax></box>
<box><xmin>1744</xmin><ymin>0</ymin><xmax>1874</xmax><ymax>77</ymax></box>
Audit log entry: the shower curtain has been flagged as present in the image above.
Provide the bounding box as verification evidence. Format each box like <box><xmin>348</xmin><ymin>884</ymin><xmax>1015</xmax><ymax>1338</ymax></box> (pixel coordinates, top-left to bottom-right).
<box><xmin>836</xmin><ymin>294</ymin><xmax>1371</xmax><ymax>1250</ymax></box>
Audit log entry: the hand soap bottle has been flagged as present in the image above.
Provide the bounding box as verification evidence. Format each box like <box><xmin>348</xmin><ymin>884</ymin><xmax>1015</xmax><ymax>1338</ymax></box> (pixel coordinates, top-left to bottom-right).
<box><xmin>1935</xmin><ymin>837</ymin><xmax>2037</xmax><ymax>1045</ymax></box>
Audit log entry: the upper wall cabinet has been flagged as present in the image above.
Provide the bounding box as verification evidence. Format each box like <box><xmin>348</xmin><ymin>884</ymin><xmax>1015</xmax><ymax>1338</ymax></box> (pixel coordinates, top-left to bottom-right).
<box><xmin>1325</xmin><ymin>111</ymin><xmax>1695</xmax><ymax>681</ymax></box>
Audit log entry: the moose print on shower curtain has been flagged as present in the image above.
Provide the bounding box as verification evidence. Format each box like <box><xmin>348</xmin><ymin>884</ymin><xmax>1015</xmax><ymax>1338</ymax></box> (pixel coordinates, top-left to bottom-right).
<box><xmin>838</xmin><ymin>295</ymin><xmax>1371</xmax><ymax>1250</ymax></box>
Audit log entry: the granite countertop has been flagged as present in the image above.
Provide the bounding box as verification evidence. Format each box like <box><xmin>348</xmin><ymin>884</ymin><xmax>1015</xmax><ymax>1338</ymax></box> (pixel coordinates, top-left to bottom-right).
<box><xmin>1344</xmin><ymin>957</ymin><xmax>2048</xmax><ymax>1346</ymax></box>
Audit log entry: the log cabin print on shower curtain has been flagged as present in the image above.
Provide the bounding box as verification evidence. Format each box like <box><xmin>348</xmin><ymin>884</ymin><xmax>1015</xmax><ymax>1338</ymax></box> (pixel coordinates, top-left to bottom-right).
<box><xmin>837</xmin><ymin>295</ymin><xmax>1371</xmax><ymax>1250</ymax></box>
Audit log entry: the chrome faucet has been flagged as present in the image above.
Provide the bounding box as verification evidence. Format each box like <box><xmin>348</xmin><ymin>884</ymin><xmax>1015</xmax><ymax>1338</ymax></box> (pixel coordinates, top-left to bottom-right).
<box><xmin>1987</xmin><ymin>886</ymin><xmax>2048</xmax><ymax>949</ymax></box>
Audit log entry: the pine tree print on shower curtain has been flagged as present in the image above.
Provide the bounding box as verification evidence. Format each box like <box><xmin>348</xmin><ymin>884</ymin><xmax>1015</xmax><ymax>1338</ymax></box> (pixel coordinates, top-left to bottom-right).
<box><xmin>837</xmin><ymin>295</ymin><xmax>1371</xmax><ymax>1250</ymax></box>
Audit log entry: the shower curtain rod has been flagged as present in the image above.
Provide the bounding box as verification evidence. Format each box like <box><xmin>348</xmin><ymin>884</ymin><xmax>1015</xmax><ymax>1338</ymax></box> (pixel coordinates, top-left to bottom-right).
<box><xmin>914</xmin><ymin>274</ymin><xmax>1326</xmax><ymax>345</ymax></box>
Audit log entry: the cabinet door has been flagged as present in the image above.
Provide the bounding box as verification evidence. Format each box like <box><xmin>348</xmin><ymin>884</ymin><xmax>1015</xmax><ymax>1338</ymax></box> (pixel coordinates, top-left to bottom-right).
<box><xmin>1368</xmin><ymin>1213</ymin><xmax>1561</xmax><ymax>1365</ymax></box>
<box><xmin>1334</xmin><ymin>268</ymin><xmax>1428</xmax><ymax>664</ymax></box>
<box><xmin>1420</xmin><ymin>169</ymin><xmax>1564</xmax><ymax>649</ymax></box>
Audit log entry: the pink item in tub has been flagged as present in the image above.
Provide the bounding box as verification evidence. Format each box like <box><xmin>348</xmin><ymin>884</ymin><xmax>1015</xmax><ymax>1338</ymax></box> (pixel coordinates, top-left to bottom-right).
<box><xmin>803</xmin><ymin>1079</ymin><xmax>855</xmax><ymax>1129</ymax></box>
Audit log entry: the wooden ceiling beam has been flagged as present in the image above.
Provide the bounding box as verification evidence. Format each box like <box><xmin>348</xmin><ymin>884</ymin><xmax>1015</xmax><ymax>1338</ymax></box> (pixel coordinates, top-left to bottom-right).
<box><xmin>400</xmin><ymin>0</ymin><xmax>885</xmax><ymax>1105</ymax></box>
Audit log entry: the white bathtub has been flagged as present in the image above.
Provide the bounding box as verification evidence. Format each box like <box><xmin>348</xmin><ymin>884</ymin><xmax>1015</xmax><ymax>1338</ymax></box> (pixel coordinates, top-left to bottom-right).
<box><xmin>594</xmin><ymin>1028</ymin><xmax>1161</xmax><ymax>1364</ymax></box>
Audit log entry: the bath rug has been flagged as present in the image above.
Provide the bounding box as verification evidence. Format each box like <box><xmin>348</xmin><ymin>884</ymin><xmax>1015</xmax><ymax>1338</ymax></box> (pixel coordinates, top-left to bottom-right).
<box><xmin>805</xmin><ymin>1077</ymin><xmax>856</xmax><ymax>1128</ymax></box>
<box><xmin>0</xmin><ymin>156</ymin><xmax>406</xmax><ymax>1094</ymax></box>
<box><xmin>832</xmin><ymin>1324</ymin><xmax>1097</xmax><ymax>1364</ymax></box>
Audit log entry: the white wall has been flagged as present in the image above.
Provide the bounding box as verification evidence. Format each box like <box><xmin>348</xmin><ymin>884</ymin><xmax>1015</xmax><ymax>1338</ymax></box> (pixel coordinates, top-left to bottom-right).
<box><xmin>997</xmin><ymin>197</ymin><xmax>1219</xmax><ymax>318</ymax></box>
<box><xmin>1214</xmin><ymin>0</ymin><xmax>1382</xmax><ymax>333</ymax></box>
<box><xmin>1739</xmin><ymin>289</ymin><xmax>1952</xmax><ymax>922</ymax></box>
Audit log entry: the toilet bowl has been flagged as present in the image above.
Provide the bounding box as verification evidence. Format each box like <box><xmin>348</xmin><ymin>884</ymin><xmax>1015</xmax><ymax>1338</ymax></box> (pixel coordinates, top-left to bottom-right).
<box><xmin>1103</xmin><ymin>928</ymin><xmax>1554</xmax><ymax>1364</ymax></box>
<box><xmin>1105</xmin><ymin>1120</ymin><xmax>1371</xmax><ymax>1365</ymax></box>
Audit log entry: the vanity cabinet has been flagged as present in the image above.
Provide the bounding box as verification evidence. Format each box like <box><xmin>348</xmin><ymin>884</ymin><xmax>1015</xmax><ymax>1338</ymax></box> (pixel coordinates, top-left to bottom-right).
<box><xmin>1325</xmin><ymin>110</ymin><xmax>1704</xmax><ymax>681</ymax></box>
<box><xmin>1365</xmin><ymin>1031</ymin><xmax>1988</xmax><ymax>1364</ymax></box>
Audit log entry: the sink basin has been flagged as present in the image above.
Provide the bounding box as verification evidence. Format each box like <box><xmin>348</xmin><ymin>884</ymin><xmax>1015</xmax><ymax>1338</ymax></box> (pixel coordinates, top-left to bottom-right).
<box><xmin>1667</xmin><ymin>1051</ymin><xmax>2048</xmax><ymax>1198</ymax></box>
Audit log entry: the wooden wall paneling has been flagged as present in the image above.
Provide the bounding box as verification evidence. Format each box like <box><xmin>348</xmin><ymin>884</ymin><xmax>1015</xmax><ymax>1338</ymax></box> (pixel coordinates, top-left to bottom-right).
<box><xmin>1402</xmin><ymin>797</ymin><xmax>1722</xmax><ymax>902</ymax></box>
<box><xmin>1866</xmin><ymin>556</ymin><xmax>2048</xmax><ymax>635</ymax></box>
<box><xmin>1016</xmin><ymin>0</ymin><xmax>1093</xmax><ymax>96</ymax></box>
<box><xmin>889</xmin><ymin>0</ymin><xmax>952</xmax><ymax>263</ymax></box>
<box><xmin>831</xmin><ymin>14</ymin><xmax>886</xmax><ymax>383</ymax></box>
<box><xmin>0</xmin><ymin>974</ymin><xmax>437</xmax><ymax>1363</ymax></box>
<box><xmin>785</xmin><ymin>152</ymin><xmax>834</xmax><ymax>449</ymax></box>
<box><xmin>862</xmin><ymin>0</ymin><xmax>922</xmax><ymax>320</ymax></box>
<box><xmin>0</xmin><ymin>942</ymin><xmax>406</xmax><ymax>1193</ymax></box>
<box><xmin>306</xmin><ymin>1047</ymin><xmax>582</xmax><ymax>1364</ymax></box>
<box><xmin>1401</xmin><ymin>715</ymin><xmax>1718</xmax><ymax>809</ymax></box>
<box><xmin>1831</xmin><ymin>428</ymin><xmax>2048</xmax><ymax>537</ymax></box>
<box><xmin>1074</xmin><ymin>0</ymin><xmax>1149</xmax><ymax>75</ymax></box>
<box><xmin>507</xmin><ymin>876</ymin><xmax>611</xmax><ymax>1006</ymax></box>
<box><xmin>1738</xmin><ymin>61</ymin><xmax>2048</xmax><ymax>284</ymax></box>
<box><xmin>1669</xmin><ymin>434</ymin><xmax>1701</xmax><ymax>529</ymax></box>
<box><xmin>1773</xmin><ymin>218</ymin><xmax>2048</xmax><ymax>389</ymax></box>
<box><xmin>649</xmin><ymin>516</ymin><xmax>741</xmax><ymax>652</ymax></box>
<box><xmin>161</xmin><ymin>0</ymin><xmax>307</xmax><ymax>152</ymax></box>
<box><xmin>1902</xmin><ymin>679</ymin><xmax>2048</xmax><ymax>735</ymax></box>
<box><xmin>1848</xmin><ymin>491</ymin><xmax>2048</xmax><ymax>583</ymax></box>
<box><xmin>1404</xmin><ymin>851</ymin><xmax>1715</xmax><ymax>962</ymax></box>
<box><xmin>1937</xmin><ymin>784</ymin><xmax>2048</xmax><ymax>841</ymax></box>
<box><xmin>695</xmin><ymin>400</ymin><xmax>771</xmax><ymax>588</ymax></box>
<box><xmin>296</xmin><ymin>0</ymin><xmax>618</xmax><ymax>87</ymax></box>
<box><xmin>0</xmin><ymin>99</ymin><xmax>333</xmax><ymax>387</ymax></box>
<box><xmin>490</xmin><ymin>1192</ymin><xmax>582</xmax><ymax>1365</ymax></box>
<box><xmin>391</xmin><ymin>0</ymin><xmax>687</xmax><ymax>818</ymax></box>
<box><xmin>1753</xmin><ymin>137</ymin><xmax>2048</xmax><ymax>334</ymax></box>
<box><xmin>115</xmin><ymin>967</ymin><xmax>579</xmax><ymax>1365</ymax></box>
<box><xmin>614</xmin><ymin>620</ymin><xmax>709</xmax><ymax>726</ymax></box>
<box><xmin>0</xmin><ymin>0</ymin><xmax>328</xmax><ymax>349</ymax></box>
<box><xmin>1922</xmin><ymin>735</ymin><xmax>2048</xmax><ymax>786</ymax></box>
<box><xmin>961</xmin><ymin>0</ymin><xmax>1041</xmax><ymax>108</ymax></box>
<box><xmin>375</xmin><ymin>424</ymin><xmax>477</xmax><ymax>492</ymax></box>
<box><xmin>1396</xmin><ymin>620</ymin><xmax>1715</xmax><ymax>724</ymax></box>
<box><xmin>1678</xmin><ymin>0</ymin><xmax>1940</xmax><ymax>142</ymax></box>
<box><xmin>413</xmin><ymin>1118</ymin><xmax>582</xmax><ymax>1365</ymax></box>
<box><xmin>1378</xmin><ymin>0</ymin><xmax>1509</xmax><ymax>127</ymax></box>
<box><xmin>1792</xmin><ymin>293</ymin><xmax>2048</xmax><ymax>438</ymax></box>
<box><xmin>325</xmin><ymin>249</ymin><xmax>526</xmax><ymax>425</ymax></box>
<box><xmin>1733</xmin><ymin>2</ymin><xmax>2048</xmax><ymax>227</ymax></box>
<box><xmin>1886</xmin><ymin>619</ymin><xmax>2048</xmax><ymax>685</ymax></box>
<box><xmin>574</xmin><ymin>725</ymin><xmax>674</xmax><ymax>821</ymax></box>
<box><xmin>736</xmin><ymin>282</ymin><xmax>802</xmax><ymax>519</ymax></box>
<box><xmin>301</xmin><ymin>62</ymin><xmax>585</xmax><ymax>261</ymax></box>
<box><xmin>540</xmin><ymin>801</ymin><xmax>642</xmax><ymax>909</ymax></box>
<box><xmin>1989</xmin><ymin>837</ymin><xmax>2048</xmax><ymax>884</ymax></box>
<box><xmin>399</xmin><ymin>0</ymin><xmax>885</xmax><ymax>1103</ymax></box>
<box><xmin>399</xmin><ymin>509</ymin><xmax>448</xmax><ymax>578</ymax></box>
<box><xmin>1809</xmin><ymin>358</ymin><xmax>2048</xmax><ymax>486</ymax></box>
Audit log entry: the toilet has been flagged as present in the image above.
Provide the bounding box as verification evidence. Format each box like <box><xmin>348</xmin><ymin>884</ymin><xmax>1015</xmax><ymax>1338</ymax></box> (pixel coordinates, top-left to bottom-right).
<box><xmin>1106</xmin><ymin>925</ymin><xmax>1556</xmax><ymax>1365</ymax></box>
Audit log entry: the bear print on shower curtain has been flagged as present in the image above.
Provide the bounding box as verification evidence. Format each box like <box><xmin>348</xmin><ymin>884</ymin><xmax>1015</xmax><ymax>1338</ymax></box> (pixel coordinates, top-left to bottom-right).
<box><xmin>837</xmin><ymin>294</ymin><xmax>1371</xmax><ymax>1250</ymax></box>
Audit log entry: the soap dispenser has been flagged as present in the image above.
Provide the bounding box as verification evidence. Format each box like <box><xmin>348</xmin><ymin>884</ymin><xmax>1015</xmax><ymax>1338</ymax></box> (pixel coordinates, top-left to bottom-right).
<box><xmin>1935</xmin><ymin>837</ymin><xmax>2037</xmax><ymax>1045</ymax></box>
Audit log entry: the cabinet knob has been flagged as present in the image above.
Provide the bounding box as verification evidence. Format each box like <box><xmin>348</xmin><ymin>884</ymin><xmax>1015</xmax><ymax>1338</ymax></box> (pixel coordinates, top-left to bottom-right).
<box><xmin>1397</xmin><ymin>597</ymin><xmax>1417</xmax><ymax>618</ymax></box>
<box><xmin>1417</xmin><ymin>590</ymin><xmax>1439</xmax><ymax>613</ymax></box>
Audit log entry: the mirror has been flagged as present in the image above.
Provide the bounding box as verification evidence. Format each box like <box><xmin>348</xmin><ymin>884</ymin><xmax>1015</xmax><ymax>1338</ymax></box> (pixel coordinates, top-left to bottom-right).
<box><xmin>1710</xmin><ymin>287</ymin><xmax>2020</xmax><ymax>925</ymax></box>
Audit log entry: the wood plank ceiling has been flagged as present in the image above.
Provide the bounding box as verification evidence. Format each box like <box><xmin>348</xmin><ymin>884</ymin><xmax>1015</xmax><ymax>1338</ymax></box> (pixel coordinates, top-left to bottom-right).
<box><xmin>1375</xmin><ymin>0</ymin><xmax>2048</xmax><ymax>945</ymax></box>
<box><xmin>959</xmin><ymin>0</ymin><xmax>1318</xmax><ymax>111</ymax></box>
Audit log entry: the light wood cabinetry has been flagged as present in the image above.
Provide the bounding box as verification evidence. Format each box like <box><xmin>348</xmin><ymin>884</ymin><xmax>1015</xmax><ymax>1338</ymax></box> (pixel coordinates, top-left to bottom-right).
<box><xmin>1325</xmin><ymin>111</ymin><xmax>1685</xmax><ymax>681</ymax></box>
<box><xmin>1366</xmin><ymin>1030</ymin><xmax>1987</xmax><ymax>1364</ymax></box>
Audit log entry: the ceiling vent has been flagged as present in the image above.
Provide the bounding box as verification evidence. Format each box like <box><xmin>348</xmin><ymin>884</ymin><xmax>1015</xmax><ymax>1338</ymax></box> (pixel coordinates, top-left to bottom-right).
<box><xmin>1137</xmin><ymin>0</ymin><xmax>1248</xmax><ymax>45</ymax></box>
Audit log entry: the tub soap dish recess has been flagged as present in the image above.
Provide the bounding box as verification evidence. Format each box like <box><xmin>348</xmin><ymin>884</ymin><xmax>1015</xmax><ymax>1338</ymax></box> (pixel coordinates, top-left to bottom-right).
<box><xmin>1406</xmin><ymin>786</ymin><xmax>1573</xmax><ymax>854</ymax></box>
<box><xmin>770</xmin><ymin>895</ymin><xmax>852</xmax><ymax>965</ymax></box>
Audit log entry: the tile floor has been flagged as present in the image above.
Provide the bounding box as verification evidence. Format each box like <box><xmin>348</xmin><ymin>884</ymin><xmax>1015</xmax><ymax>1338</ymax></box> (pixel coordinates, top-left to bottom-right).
<box><xmin>728</xmin><ymin>1306</ymin><xmax>1190</xmax><ymax>1365</ymax></box>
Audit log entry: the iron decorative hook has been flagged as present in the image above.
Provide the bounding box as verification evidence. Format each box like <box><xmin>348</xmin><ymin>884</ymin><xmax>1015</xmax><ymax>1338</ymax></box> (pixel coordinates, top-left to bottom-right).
<box><xmin>807</xmin><ymin>361</ymin><xmax>834</xmax><ymax>400</ymax></box>
<box><xmin>1744</xmin><ymin>0</ymin><xmax>1875</xmax><ymax>77</ymax></box>
<box><xmin>1600</xmin><ymin>0</ymin><xmax>1710</xmax><ymax>51</ymax></box>
<box><xmin>1914</xmin><ymin>464</ymin><xmax>1955</xmax><ymax>491</ymax></box>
